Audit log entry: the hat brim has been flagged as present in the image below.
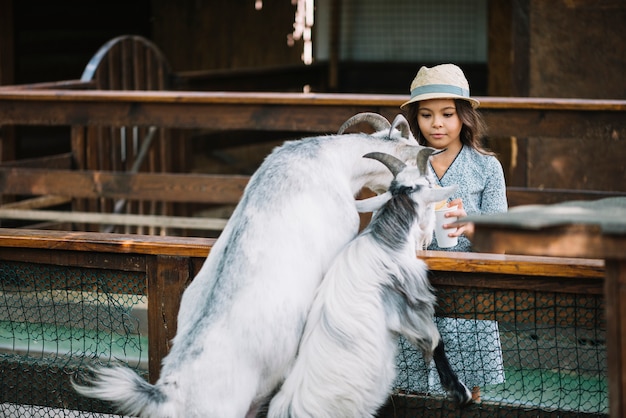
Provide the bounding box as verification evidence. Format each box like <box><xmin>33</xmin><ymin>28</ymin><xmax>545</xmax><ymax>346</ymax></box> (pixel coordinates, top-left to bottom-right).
<box><xmin>400</xmin><ymin>92</ymin><xmax>480</xmax><ymax>109</ymax></box>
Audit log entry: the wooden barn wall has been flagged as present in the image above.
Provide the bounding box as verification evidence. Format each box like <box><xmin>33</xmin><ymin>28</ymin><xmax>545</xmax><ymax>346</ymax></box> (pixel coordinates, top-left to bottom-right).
<box><xmin>11</xmin><ymin>0</ymin><xmax>151</xmax><ymax>84</ymax></box>
<box><xmin>1</xmin><ymin>0</ymin><xmax>625</xmax><ymax>192</ymax></box>
<box><xmin>150</xmin><ymin>0</ymin><xmax>303</xmax><ymax>71</ymax></box>
<box><xmin>525</xmin><ymin>0</ymin><xmax>625</xmax><ymax>192</ymax></box>
<box><xmin>0</xmin><ymin>0</ymin><xmax>15</xmax><ymax>162</ymax></box>
<box><xmin>486</xmin><ymin>0</ymin><xmax>625</xmax><ymax>192</ymax></box>
<box><xmin>5</xmin><ymin>0</ymin><xmax>152</xmax><ymax>160</ymax></box>
<box><xmin>529</xmin><ymin>0</ymin><xmax>625</xmax><ymax>100</ymax></box>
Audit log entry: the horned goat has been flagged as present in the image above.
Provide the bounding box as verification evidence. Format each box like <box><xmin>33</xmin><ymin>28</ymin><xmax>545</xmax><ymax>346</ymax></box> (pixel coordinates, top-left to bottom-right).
<box><xmin>72</xmin><ymin>113</ymin><xmax>430</xmax><ymax>418</ymax></box>
<box><xmin>268</xmin><ymin>150</ymin><xmax>472</xmax><ymax>418</ymax></box>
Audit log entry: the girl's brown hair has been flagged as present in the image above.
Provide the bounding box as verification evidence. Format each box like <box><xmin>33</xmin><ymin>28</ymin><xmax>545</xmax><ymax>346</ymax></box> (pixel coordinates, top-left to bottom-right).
<box><xmin>404</xmin><ymin>99</ymin><xmax>493</xmax><ymax>155</ymax></box>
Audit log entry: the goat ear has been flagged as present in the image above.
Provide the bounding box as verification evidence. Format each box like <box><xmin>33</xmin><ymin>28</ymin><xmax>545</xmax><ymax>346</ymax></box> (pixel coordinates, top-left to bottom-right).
<box><xmin>355</xmin><ymin>192</ymin><xmax>392</xmax><ymax>213</ymax></box>
<box><xmin>426</xmin><ymin>185</ymin><xmax>458</xmax><ymax>204</ymax></box>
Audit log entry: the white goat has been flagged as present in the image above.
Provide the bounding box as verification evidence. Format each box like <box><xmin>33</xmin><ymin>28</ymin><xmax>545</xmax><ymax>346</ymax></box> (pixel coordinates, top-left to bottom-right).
<box><xmin>72</xmin><ymin>113</ymin><xmax>429</xmax><ymax>418</ymax></box>
<box><xmin>267</xmin><ymin>151</ymin><xmax>472</xmax><ymax>418</ymax></box>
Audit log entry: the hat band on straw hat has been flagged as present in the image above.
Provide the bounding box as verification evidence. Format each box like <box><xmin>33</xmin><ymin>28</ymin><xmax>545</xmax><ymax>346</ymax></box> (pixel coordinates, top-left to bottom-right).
<box><xmin>409</xmin><ymin>84</ymin><xmax>470</xmax><ymax>100</ymax></box>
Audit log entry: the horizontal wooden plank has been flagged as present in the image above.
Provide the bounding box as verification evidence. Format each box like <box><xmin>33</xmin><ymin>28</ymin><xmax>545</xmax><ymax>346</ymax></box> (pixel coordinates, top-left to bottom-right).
<box><xmin>0</xmin><ymin>195</ymin><xmax>70</xmax><ymax>209</ymax></box>
<box><xmin>0</xmin><ymin>79</ymin><xmax>94</xmax><ymax>91</ymax></box>
<box><xmin>379</xmin><ymin>392</ymin><xmax>606</xmax><ymax>418</ymax></box>
<box><xmin>469</xmin><ymin>197</ymin><xmax>626</xmax><ymax>258</ymax></box>
<box><xmin>0</xmin><ymin>168</ymin><xmax>248</xmax><ymax>204</ymax></box>
<box><xmin>491</xmin><ymin>226</ymin><xmax>626</xmax><ymax>261</ymax></box>
<box><xmin>471</xmin><ymin>223</ymin><xmax>611</xmax><ymax>259</ymax></box>
<box><xmin>1</xmin><ymin>89</ymin><xmax>625</xmax><ymax>110</ymax></box>
<box><xmin>0</xmin><ymin>228</ymin><xmax>603</xmax><ymax>280</ymax></box>
<box><xmin>419</xmin><ymin>250</ymin><xmax>604</xmax><ymax>279</ymax></box>
<box><xmin>0</xmin><ymin>246</ymin><xmax>147</xmax><ymax>274</ymax></box>
<box><xmin>430</xmin><ymin>271</ymin><xmax>604</xmax><ymax>295</ymax></box>
<box><xmin>5</xmin><ymin>168</ymin><xmax>620</xmax><ymax>210</ymax></box>
<box><xmin>0</xmin><ymin>152</ymin><xmax>73</xmax><ymax>169</ymax></box>
<box><xmin>0</xmin><ymin>90</ymin><xmax>624</xmax><ymax>139</ymax></box>
<box><xmin>0</xmin><ymin>228</ymin><xmax>214</xmax><ymax>257</ymax></box>
<box><xmin>507</xmin><ymin>187</ymin><xmax>626</xmax><ymax>207</ymax></box>
<box><xmin>0</xmin><ymin>208</ymin><xmax>228</xmax><ymax>230</ymax></box>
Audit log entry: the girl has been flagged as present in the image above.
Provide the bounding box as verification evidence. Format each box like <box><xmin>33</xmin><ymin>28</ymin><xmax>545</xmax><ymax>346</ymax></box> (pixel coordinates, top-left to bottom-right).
<box><xmin>396</xmin><ymin>64</ymin><xmax>507</xmax><ymax>400</ymax></box>
<box><xmin>401</xmin><ymin>63</ymin><xmax>507</xmax><ymax>251</ymax></box>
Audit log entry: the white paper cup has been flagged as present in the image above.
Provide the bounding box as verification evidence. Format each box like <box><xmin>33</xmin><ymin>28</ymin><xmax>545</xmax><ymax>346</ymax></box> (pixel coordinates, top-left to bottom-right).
<box><xmin>435</xmin><ymin>205</ymin><xmax>458</xmax><ymax>248</ymax></box>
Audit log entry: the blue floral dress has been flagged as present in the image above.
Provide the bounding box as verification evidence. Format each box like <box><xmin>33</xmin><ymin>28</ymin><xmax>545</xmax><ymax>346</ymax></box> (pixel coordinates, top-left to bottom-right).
<box><xmin>395</xmin><ymin>145</ymin><xmax>508</xmax><ymax>394</ymax></box>
<box><xmin>427</xmin><ymin>145</ymin><xmax>508</xmax><ymax>251</ymax></box>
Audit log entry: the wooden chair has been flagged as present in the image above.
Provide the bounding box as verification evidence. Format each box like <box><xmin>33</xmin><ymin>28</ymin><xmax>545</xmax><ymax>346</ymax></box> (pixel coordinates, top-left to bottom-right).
<box><xmin>0</xmin><ymin>35</ymin><xmax>242</xmax><ymax>237</ymax></box>
<box><xmin>71</xmin><ymin>35</ymin><xmax>190</xmax><ymax>234</ymax></box>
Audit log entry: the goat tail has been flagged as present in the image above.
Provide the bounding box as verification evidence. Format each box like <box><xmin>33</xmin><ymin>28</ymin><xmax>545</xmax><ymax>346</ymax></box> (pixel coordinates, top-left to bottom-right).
<box><xmin>72</xmin><ymin>365</ymin><xmax>176</xmax><ymax>418</ymax></box>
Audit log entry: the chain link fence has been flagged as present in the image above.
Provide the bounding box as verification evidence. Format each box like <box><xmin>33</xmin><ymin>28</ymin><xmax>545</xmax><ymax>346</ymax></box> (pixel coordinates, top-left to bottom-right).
<box><xmin>0</xmin><ymin>261</ymin><xmax>146</xmax><ymax>417</ymax></box>
<box><xmin>1</xmin><ymin>260</ymin><xmax>607</xmax><ymax>417</ymax></box>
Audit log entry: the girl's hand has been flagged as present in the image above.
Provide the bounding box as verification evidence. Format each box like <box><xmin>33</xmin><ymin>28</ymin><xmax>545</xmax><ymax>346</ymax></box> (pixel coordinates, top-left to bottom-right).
<box><xmin>444</xmin><ymin>198</ymin><xmax>475</xmax><ymax>238</ymax></box>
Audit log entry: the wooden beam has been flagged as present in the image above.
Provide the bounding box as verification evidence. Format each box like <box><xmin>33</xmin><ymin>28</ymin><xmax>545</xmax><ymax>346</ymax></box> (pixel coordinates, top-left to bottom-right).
<box><xmin>0</xmin><ymin>90</ymin><xmax>624</xmax><ymax>139</ymax></box>
<box><xmin>420</xmin><ymin>249</ymin><xmax>604</xmax><ymax>279</ymax></box>
<box><xmin>0</xmin><ymin>152</ymin><xmax>73</xmax><ymax>169</ymax></box>
<box><xmin>0</xmin><ymin>168</ymin><xmax>248</xmax><ymax>204</ymax></box>
<box><xmin>147</xmin><ymin>255</ymin><xmax>191</xmax><ymax>383</ymax></box>
<box><xmin>471</xmin><ymin>223</ymin><xmax>609</xmax><ymax>259</ymax></box>
<box><xmin>0</xmin><ymin>0</ymin><xmax>15</xmax><ymax>163</ymax></box>
<box><xmin>0</xmin><ymin>208</ymin><xmax>228</xmax><ymax>230</ymax></box>
<box><xmin>0</xmin><ymin>0</ymin><xmax>14</xmax><ymax>86</ymax></box>
<box><xmin>0</xmin><ymin>79</ymin><xmax>93</xmax><ymax>90</ymax></box>
<box><xmin>0</xmin><ymin>228</ymin><xmax>214</xmax><ymax>257</ymax></box>
<box><xmin>0</xmin><ymin>195</ymin><xmax>70</xmax><ymax>209</ymax></box>
<box><xmin>507</xmin><ymin>187</ymin><xmax>626</xmax><ymax>207</ymax></box>
<box><xmin>604</xmin><ymin>259</ymin><xmax>626</xmax><ymax>418</ymax></box>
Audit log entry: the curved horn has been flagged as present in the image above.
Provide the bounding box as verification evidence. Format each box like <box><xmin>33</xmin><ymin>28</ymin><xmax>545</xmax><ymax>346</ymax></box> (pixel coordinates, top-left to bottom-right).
<box><xmin>363</xmin><ymin>152</ymin><xmax>406</xmax><ymax>177</ymax></box>
<box><xmin>338</xmin><ymin>112</ymin><xmax>391</xmax><ymax>134</ymax></box>
<box><xmin>416</xmin><ymin>148</ymin><xmax>437</xmax><ymax>175</ymax></box>
<box><xmin>389</xmin><ymin>114</ymin><xmax>411</xmax><ymax>139</ymax></box>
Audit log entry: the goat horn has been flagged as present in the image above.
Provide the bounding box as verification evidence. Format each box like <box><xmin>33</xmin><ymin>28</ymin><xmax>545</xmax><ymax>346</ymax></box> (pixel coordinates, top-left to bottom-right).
<box><xmin>338</xmin><ymin>112</ymin><xmax>391</xmax><ymax>134</ymax></box>
<box><xmin>416</xmin><ymin>148</ymin><xmax>437</xmax><ymax>175</ymax></box>
<box><xmin>389</xmin><ymin>114</ymin><xmax>411</xmax><ymax>139</ymax></box>
<box><xmin>363</xmin><ymin>152</ymin><xmax>406</xmax><ymax>177</ymax></box>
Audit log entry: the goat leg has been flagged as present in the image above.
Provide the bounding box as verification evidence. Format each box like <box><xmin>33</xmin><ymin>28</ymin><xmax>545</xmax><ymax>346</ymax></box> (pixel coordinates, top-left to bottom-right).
<box><xmin>432</xmin><ymin>339</ymin><xmax>473</xmax><ymax>406</ymax></box>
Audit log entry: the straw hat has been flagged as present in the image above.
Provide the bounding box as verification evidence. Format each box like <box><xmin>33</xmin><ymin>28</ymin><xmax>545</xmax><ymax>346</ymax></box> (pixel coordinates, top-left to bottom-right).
<box><xmin>400</xmin><ymin>64</ymin><xmax>480</xmax><ymax>109</ymax></box>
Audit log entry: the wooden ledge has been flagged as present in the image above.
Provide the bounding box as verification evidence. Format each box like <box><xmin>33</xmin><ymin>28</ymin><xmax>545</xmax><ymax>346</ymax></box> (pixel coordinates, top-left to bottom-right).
<box><xmin>0</xmin><ymin>228</ymin><xmax>214</xmax><ymax>257</ymax></box>
<box><xmin>418</xmin><ymin>250</ymin><xmax>604</xmax><ymax>279</ymax></box>
<box><xmin>0</xmin><ymin>229</ymin><xmax>604</xmax><ymax>279</ymax></box>
<box><xmin>0</xmin><ymin>89</ymin><xmax>624</xmax><ymax>111</ymax></box>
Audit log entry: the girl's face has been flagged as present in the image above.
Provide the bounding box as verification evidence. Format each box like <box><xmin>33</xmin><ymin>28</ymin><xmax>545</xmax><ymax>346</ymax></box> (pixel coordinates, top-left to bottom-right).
<box><xmin>416</xmin><ymin>99</ymin><xmax>463</xmax><ymax>151</ymax></box>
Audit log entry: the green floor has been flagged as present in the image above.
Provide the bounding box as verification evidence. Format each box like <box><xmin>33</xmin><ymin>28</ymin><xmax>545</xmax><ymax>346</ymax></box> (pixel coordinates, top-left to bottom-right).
<box><xmin>0</xmin><ymin>320</ymin><xmax>148</xmax><ymax>369</ymax></box>
<box><xmin>482</xmin><ymin>366</ymin><xmax>608</xmax><ymax>414</ymax></box>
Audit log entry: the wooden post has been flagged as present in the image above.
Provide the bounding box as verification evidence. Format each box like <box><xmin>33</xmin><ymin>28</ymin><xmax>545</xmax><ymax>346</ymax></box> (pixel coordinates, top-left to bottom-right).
<box><xmin>0</xmin><ymin>0</ymin><xmax>15</xmax><ymax>163</ymax></box>
<box><xmin>147</xmin><ymin>255</ymin><xmax>191</xmax><ymax>383</ymax></box>
<box><xmin>328</xmin><ymin>0</ymin><xmax>341</xmax><ymax>91</ymax></box>
<box><xmin>0</xmin><ymin>0</ymin><xmax>14</xmax><ymax>87</ymax></box>
<box><xmin>604</xmin><ymin>258</ymin><xmax>626</xmax><ymax>418</ymax></box>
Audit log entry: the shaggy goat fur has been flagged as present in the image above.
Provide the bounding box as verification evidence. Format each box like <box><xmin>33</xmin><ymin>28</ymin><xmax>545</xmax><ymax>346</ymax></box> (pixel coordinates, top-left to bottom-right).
<box><xmin>72</xmin><ymin>114</ymin><xmax>430</xmax><ymax>418</ymax></box>
<box><xmin>267</xmin><ymin>152</ymin><xmax>471</xmax><ymax>417</ymax></box>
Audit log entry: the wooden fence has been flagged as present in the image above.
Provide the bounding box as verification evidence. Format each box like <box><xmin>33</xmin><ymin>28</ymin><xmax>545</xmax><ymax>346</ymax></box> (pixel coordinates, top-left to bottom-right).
<box><xmin>0</xmin><ymin>87</ymin><xmax>625</xmax><ymax>234</ymax></box>
<box><xmin>0</xmin><ymin>35</ymin><xmax>622</xmax><ymax>416</ymax></box>
<box><xmin>0</xmin><ymin>228</ymin><xmax>607</xmax><ymax>417</ymax></box>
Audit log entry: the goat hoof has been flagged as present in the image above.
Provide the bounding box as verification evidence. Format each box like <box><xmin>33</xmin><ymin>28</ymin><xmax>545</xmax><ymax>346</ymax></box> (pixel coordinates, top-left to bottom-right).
<box><xmin>452</xmin><ymin>382</ymin><xmax>473</xmax><ymax>407</ymax></box>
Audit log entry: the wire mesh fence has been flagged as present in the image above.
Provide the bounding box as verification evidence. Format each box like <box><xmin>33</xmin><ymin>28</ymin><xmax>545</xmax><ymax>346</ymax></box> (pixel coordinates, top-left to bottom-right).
<box><xmin>0</xmin><ymin>259</ymin><xmax>608</xmax><ymax>417</ymax></box>
<box><xmin>0</xmin><ymin>260</ymin><xmax>147</xmax><ymax>417</ymax></box>
<box><xmin>391</xmin><ymin>286</ymin><xmax>607</xmax><ymax>417</ymax></box>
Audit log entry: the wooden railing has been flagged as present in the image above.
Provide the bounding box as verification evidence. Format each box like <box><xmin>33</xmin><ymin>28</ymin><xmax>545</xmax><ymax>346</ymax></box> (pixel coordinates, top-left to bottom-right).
<box><xmin>0</xmin><ymin>227</ymin><xmax>607</xmax><ymax>416</ymax></box>
<box><xmin>1</xmin><ymin>88</ymin><xmax>624</xmax><ymax>138</ymax></box>
<box><xmin>1</xmin><ymin>87</ymin><xmax>625</xmax><ymax>234</ymax></box>
<box><xmin>0</xmin><ymin>36</ymin><xmax>619</xmax><ymax>415</ymax></box>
